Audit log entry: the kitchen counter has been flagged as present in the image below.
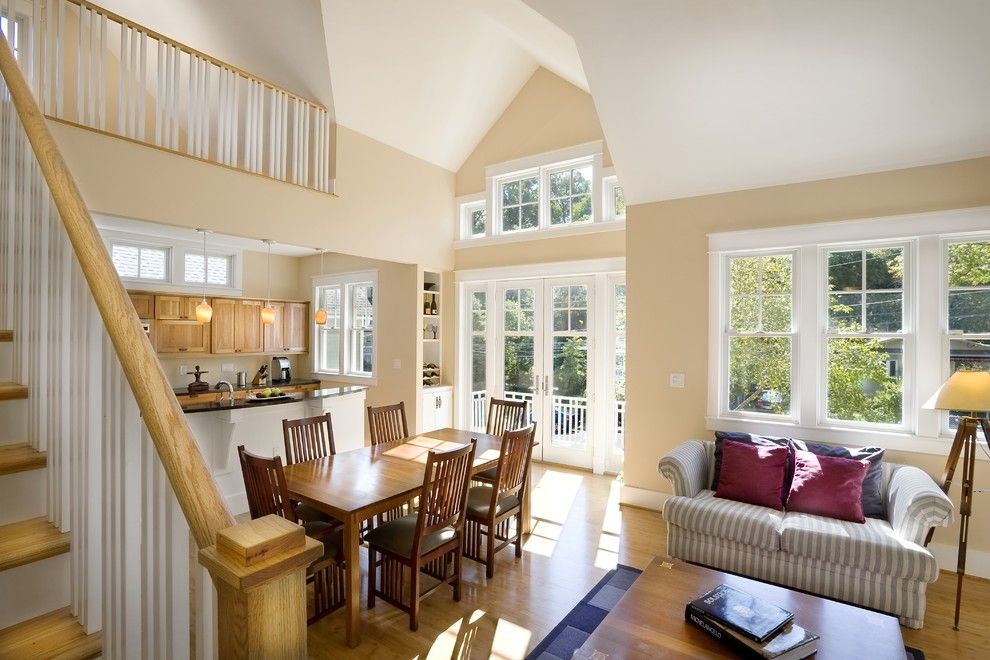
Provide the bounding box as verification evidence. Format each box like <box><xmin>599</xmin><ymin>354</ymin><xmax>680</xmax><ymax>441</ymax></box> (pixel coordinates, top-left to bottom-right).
<box><xmin>173</xmin><ymin>377</ymin><xmax>321</xmax><ymax>397</ymax></box>
<box><xmin>181</xmin><ymin>386</ymin><xmax>368</xmax><ymax>414</ymax></box>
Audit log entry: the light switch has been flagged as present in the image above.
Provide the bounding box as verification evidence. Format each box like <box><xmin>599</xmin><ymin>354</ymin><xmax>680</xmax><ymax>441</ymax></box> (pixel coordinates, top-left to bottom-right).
<box><xmin>221</xmin><ymin>363</ymin><xmax>234</xmax><ymax>373</ymax></box>
<box><xmin>670</xmin><ymin>372</ymin><xmax>686</xmax><ymax>388</ymax></box>
<box><xmin>393</xmin><ymin>359</ymin><xmax>402</xmax><ymax>369</ymax></box>
<box><xmin>178</xmin><ymin>364</ymin><xmax>188</xmax><ymax>377</ymax></box>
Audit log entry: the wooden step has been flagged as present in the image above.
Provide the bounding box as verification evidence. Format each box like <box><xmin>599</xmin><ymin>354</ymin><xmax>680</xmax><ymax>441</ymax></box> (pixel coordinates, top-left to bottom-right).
<box><xmin>0</xmin><ymin>607</ymin><xmax>101</xmax><ymax>659</ymax></box>
<box><xmin>0</xmin><ymin>383</ymin><xmax>28</xmax><ymax>401</ymax></box>
<box><xmin>0</xmin><ymin>518</ymin><xmax>70</xmax><ymax>572</ymax></box>
<box><xmin>0</xmin><ymin>330</ymin><xmax>11</xmax><ymax>342</ymax></box>
<box><xmin>0</xmin><ymin>444</ymin><xmax>46</xmax><ymax>476</ymax></box>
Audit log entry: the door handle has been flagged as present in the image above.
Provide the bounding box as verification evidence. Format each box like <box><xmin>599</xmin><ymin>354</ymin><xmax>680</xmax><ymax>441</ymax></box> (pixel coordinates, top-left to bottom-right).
<box><xmin>543</xmin><ymin>375</ymin><xmax>549</xmax><ymax>396</ymax></box>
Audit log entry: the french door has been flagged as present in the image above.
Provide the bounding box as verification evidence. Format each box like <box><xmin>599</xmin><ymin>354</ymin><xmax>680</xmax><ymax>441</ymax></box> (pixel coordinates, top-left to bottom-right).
<box><xmin>495</xmin><ymin>277</ymin><xmax>595</xmax><ymax>468</ymax></box>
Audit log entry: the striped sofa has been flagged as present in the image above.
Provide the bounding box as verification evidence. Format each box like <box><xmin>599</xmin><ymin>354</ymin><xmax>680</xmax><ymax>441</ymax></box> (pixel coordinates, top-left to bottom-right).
<box><xmin>659</xmin><ymin>440</ymin><xmax>954</xmax><ymax>628</ymax></box>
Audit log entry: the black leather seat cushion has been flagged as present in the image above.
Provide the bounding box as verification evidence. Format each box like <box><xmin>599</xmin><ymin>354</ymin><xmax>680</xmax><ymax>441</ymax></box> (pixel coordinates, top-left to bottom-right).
<box><xmin>303</xmin><ymin>521</ymin><xmax>342</xmax><ymax>561</ymax></box>
<box><xmin>296</xmin><ymin>502</ymin><xmax>341</xmax><ymax>526</ymax></box>
<box><xmin>466</xmin><ymin>486</ymin><xmax>520</xmax><ymax>519</ymax></box>
<box><xmin>363</xmin><ymin>514</ymin><xmax>456</xmax><ymax>559</ymax></box>
<box><xmin>473</xmin><ymin>467</ymin><xmax>497</xmax><ymax>483</ymax></box>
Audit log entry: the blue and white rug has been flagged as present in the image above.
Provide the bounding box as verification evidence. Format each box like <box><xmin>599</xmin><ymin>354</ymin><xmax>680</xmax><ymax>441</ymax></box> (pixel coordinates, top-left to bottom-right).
<box><xmin>526</xmin><ymin>564</ymin><xmax>642</xmax><ymax>660</ymax></box>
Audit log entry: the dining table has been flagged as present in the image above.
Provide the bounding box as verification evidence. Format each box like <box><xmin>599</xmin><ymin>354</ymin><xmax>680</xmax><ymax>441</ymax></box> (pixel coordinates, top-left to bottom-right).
<box><xmin>282</xmin><ymin>427</ymin><xmax>534</xmax><ymax>648</ymax></box>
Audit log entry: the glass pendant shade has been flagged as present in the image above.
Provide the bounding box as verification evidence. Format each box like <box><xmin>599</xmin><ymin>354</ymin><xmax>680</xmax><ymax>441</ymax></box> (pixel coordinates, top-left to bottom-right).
<box><xmin>261</xmin><ymin>305</ymin><xmax>276</xmax><ymax>325</ymax></box>
<box><xmin>314</xmin><ymin>307</ymin><xmax>328</xmax><ymax>325</ymax></box>
<box><xmin>195</xmin><ymin>299</ymin><xmax>213</xmax><ymax>323</ymax></box>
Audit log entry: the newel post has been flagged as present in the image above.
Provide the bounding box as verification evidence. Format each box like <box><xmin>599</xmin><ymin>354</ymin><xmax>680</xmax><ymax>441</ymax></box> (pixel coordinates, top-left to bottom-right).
<box><xmin>199</xmin><ymin>515</ymin><xmax>322</xmax><ymax>659</ymax></box>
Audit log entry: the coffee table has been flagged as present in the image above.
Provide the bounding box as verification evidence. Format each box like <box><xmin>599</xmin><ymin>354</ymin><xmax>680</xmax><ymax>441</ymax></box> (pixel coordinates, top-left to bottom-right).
<box><xmin>575</xmin><ymin>557</ymin><xmax>905</xmax><ymax>659</ymax></box>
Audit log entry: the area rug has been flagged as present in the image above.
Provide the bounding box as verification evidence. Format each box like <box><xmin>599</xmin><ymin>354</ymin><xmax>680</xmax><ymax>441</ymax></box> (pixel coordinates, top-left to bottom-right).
<box><xmin>527</xmin><ymin>564</ymin><xmax>927</xmax><ymax>660</ymax></box>
<box><xmin>525</xmin><ymin>564</ymin><xmax>642</xmax><ymax>660</ymax></box>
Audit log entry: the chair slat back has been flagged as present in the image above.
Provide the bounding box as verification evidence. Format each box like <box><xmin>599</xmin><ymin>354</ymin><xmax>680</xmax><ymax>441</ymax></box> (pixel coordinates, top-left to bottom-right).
<box><xmin>237</xmin><ymin>445</ymin><xmax>296</xmax><ymax>522</ymax></box>
<box><xmin>414</xmin><ymin>440</ymin><xmax>476</xmax><ymax>547</ymax></box>
<box><xmin>494</xmin><ymin>424</ymin><xmax>537</xmax><ymax>501</ymax></box>
<box><xmin>486</xmin><ymin>397</ymin><xmax>528</xmax><ymax>437</ymax></box>
<box><xmin>367</xmin><ymin>402</ymin><xmax>409</xmax><ymax>445</ymax></box>
<box><xmin>282</xmin><ymin>412</ymin><xmax>335</xmax><ymax>465</ymax></box>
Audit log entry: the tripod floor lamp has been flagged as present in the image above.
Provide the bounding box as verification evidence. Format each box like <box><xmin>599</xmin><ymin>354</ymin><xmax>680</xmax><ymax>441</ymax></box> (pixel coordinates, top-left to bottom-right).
<box><xmin>924</xmin><ymin>370</ymin><xmax>990</xmax><ymax>630</ymax></box>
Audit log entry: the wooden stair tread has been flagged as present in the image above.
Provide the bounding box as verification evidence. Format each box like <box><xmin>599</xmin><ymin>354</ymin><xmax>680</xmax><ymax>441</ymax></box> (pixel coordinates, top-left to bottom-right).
<box><xmin>0</xmin><ymin>330</ymin><xmax>11</xmax><ymax>342</ymax></box>
<box><xmin>0</xmin><ymin>607</ymin><xmax>101</xmax><ymax>659</ymax></box>
<box><xmin>0</xmin><ymin>382</ymin><xmax>28</xmax><ymax>401</ymax></box>
<box><xmin>0</xmin><ymin>444</ymin><xmax>46</xmax><ymax>475</ymax></box>
<box><xmin>0</xmin><ymin>518</ymin><xmax>70</xmax><ymax>572</ymax></box>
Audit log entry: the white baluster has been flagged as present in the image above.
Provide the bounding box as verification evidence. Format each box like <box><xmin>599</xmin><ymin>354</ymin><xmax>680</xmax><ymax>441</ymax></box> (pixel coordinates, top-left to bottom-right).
<box><xmin>137</xmin><ymin>31</ymin><xmax>146</xmax><ymax>140</ymax></box>
<box><xmin>155</xmin><ymin>39</ymin><xmax>163</xmax><ymax>146</ymax></box>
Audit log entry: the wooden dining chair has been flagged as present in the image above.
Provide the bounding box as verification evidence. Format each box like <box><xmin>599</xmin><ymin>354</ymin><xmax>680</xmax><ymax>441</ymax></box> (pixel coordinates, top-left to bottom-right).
<box><xmin>474</xmin><ymin>397</ymin><xmax>529</xmax><ymax>485</ymax></box>
<box><xmin>367</xmin><ymin>402</ymin><xmax>410</xmax><ymax>445</ymax></box>
<box><xmin>464</xmin><ymin>424</ymin><xmax>536</xmax><ymax>578</ymax></box>
<box><xmin>364</xmin><ymin>440</ymin><xmax>477</xmax><ymax>631</ymax></box>
<box><xmin>237</xmin><ymin>445</ymin><xmax>346</xmax><ymax>624</ymax></box>
<box><xmin>281</xmin><ymin>412</ymin><xmax>343</xmax><ymax>527</ymax></box>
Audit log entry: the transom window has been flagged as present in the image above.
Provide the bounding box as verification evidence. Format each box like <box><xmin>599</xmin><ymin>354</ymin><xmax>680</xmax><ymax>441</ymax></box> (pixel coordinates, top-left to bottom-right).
<box><xmin>500</xmin><ymin>175</ymin><xmax>540</xmax><ymax>233</ymax></box>
<box><xmin>111</xmin><ymin>243</ymin><xmax>169</xmax><ymax>282</ymax></box>
<box><xmin>183</xmin><ymin>252</ymin><xmax>232</xmax><ymax>286</ymax></box>
<box><xmin>548</xmin><ymin>165</ymin><xmax>592</xmax><ymax>226</ymax></box>
<box><xmin>725</xmin><ymin>253</ymin><xmax>794</xmax><ymax>417</ymax></box>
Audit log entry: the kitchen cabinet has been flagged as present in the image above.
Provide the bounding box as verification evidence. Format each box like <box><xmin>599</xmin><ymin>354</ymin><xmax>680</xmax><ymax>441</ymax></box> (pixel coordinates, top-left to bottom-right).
<box><xmin>420</xmin><ymin>386</ymin><xmax>452</xmax><ymax>433</ymax></box>
<box><xmin>212</xmin><ymin>298</ymin><xmax>264</xmax><ymax>354</ymax></box>
<box><xmin>156</xmin><ymin>319</ymin><xmax>210</xmax><ymax>354</ymax></box>
<box><xmin>264</xmin><ymin>301</ymin><xmax>308</xmax><ymax>354</ymax></box>
<box><xmin>155</xmin><ymin>295</ymin><xmax>202</xmax><ymax>320</ymax></box>
<box><xmin>128</xmin><ymin>292</ymin><xmax>154</xmax><ymax>319</ymax></box>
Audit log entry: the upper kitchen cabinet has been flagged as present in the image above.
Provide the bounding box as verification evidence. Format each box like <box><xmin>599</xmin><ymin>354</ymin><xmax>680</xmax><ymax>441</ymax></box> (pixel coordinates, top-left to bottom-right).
<box><xmin>155</xmin><ymin>319</ymin><xmax>210</xmax><ymax>354</ymax></box>
<box><xmin>155</xmin><ymin>295</ymin><xmax>202</xmax><ymax>320</ymax></box>
<box><xmin>212</xmin><ymin>298</ymin><xmax>264</xmax><ymax>354</ymax></box>
<box><xmin>264</xmin><ymin>302</ymin><xmax>308</xmax><ymax>354</ymax></box>
<box><xmin>128</xmin><ymin>292</ymin><xmax>154</xmax><ymax>319</ymax></box>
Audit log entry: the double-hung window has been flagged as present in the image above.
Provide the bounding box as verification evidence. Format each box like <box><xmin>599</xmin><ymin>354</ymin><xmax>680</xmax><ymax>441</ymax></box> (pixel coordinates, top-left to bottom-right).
<box><xmin>823</xmin><ymin>246</ymin><xmax>908</xmax><ymax>427</ymax></box>
<box><xmin>945</xmin><ymin>238</ymin><xmax>990</xmax><ymax>428</ymax></box>
<box><xmin>314</xmin><ymin>272</ymin><xmax>376</xmax><ymax>379</ymax></box>
<box><xmin>724</xmin><ymin>252</ymin><xmax>795</xmax><ymax>417</ymax></box>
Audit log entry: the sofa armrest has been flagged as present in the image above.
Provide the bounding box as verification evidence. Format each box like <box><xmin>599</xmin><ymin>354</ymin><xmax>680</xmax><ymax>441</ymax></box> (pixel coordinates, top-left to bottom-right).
<box><xmin>659</xmin><ymin>441</ymin><xmax>709</xmax><ymax>498</ymax></box>
<box><xmin>887</xmin><ymin>465</ymin><xmax>954</xmax><ymax>546</ymax></box>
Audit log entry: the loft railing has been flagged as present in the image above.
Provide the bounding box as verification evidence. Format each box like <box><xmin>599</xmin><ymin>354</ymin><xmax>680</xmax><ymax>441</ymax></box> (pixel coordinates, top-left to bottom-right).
<box><xmin>13</xmin><ymin>0</ymin><xmax>334</xmax><ymax>193</ymax></box>
<box><xmin>0</xmin><ymin>18</ymin><xmax>317</xmax><ymax>660</ymax></box>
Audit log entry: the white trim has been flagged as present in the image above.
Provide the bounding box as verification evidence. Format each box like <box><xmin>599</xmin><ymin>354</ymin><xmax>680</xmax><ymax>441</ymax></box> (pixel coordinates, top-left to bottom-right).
<box><xmin>619</xmin><ymin>484</ymin><xmax>671</xmax><ymax>510</ymax></box>
<box><xmin>454</xmin><ymin>217</ymin><xmax>624</xmax><ymax>249</ymax></box>
<box><xmin>311</xmin><ymin>270</ymin><xmax>378</xmax><ymax>380</ymax></box>
<box><xmin>484</xmin><ymin>140</ymin><xmax>604</xmax><ymax>179</ymax></box>
<box><xmin>455</xmin><ymin>257</ymin><xmax>625</xmax><ymax>283</ymax></box>
<box><xmin>708</xmin><ymin>205</ymin><xmax>990</xmax><ymax>252</ymax></box>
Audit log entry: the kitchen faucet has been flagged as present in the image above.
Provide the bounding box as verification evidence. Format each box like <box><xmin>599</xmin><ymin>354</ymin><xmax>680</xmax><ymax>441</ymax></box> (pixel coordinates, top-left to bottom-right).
<box><xmin>214</xmin><ymin>380</ymin><xmax>234</xmax><ymax>406</ymax></box>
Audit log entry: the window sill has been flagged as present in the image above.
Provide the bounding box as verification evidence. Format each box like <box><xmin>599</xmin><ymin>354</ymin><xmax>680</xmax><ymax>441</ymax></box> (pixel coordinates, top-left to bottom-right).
<box><xmin>312</xmin><ymin>372</ymin><xmax>377</xmax><ymax>386</ymax></box>
<box><xmin>705</xmin><ymin>415</ymin><xmax>984</xmax><ymax>461</ymax></box>
<box><xmin>454</xmin><ymin>219</ymin><xmax>625</xmax><ymax>249</ymax></box>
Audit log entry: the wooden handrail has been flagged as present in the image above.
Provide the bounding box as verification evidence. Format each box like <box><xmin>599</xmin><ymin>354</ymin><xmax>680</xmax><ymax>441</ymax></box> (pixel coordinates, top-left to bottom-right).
<box><xmin>0</xmin><ymin>30</ymin><xmax>234</xmax><ymax>549</ymax></box>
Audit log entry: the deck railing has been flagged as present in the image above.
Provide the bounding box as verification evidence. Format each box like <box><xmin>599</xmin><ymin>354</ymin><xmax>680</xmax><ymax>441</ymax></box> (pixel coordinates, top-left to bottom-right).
<box><xmin>471</xmin><ymin>390</ymin><xmax>486</xmax><ymax>431</ymax></box>
<box><xmin>0</xmin><ymin>15</ymin><xmax>315</xmax><ymax>658</ymax></box>
<box><xmin>17</xmin><ymin>0</ymin><xmax>334</xmax><ymax>193</ymax></box>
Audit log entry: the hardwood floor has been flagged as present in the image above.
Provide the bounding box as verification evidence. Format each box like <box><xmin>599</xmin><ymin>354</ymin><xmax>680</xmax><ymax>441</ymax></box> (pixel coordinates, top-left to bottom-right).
<box><xmin>306</xmin><ymin>463</ymin><xmax>990</xmax><ymax>659</ymax></box>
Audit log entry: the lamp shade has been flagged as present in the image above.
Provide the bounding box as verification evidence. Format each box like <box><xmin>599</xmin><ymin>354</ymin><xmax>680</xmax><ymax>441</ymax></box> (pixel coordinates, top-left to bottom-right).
<box><xmin>195</xmin><ymin>299</ymin><xmax>213</xmax><ymax>323</ymax></box>
<box><xmin>261</xmin><ymin>305</ymin><xmax>276</xmax><ymax>325</ymax></box>
<box><xmin>314</xmin><ymin>307</ymin><xmax>328</xmax><ymax>325</ymax></box>
<box><xmin>924</xmin><ymin>371</ymin><xmax>990</xmax><ymax>413</ymax></box>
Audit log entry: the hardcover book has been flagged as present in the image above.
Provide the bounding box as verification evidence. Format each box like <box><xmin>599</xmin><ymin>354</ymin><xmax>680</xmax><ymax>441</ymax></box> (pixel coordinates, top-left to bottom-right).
<box><xmin>685</xmin><ymin>608</ymin><xmax>819</xmax><ymax>660</ymax></box>
<box><xmin>687</xmin><ymin>584</ymin><xmax>794</xmax><ymax>643</ymax></box>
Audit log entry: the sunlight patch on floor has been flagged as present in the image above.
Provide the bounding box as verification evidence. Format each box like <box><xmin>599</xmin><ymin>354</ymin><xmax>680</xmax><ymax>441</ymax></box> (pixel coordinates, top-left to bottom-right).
<box><xmin>490</xmin><ymin>617</ymin><xmax>533</xmax><ymax>660</ymax></box>
<box><xmin>531</xmin><ymin>470</ymin><xmax>584</xmax><ymax>525</ymax></box>
<box><xmin>425</xmin><ymin>609</ymin><xmax>487</xmax><ymax>660</ymax></box>
<box><xmin>601</xmin><ymin>478</ymin><xmax>623</xmax><ymax>536</ymax></box>
<box><xmin>595</xmin><ymin>530</ymin><xmax>621</xmax><ymax>570</ymax></box>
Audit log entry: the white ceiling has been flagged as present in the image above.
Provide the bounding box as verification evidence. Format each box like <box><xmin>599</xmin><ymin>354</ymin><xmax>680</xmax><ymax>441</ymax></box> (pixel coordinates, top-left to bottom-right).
<box><xmin>527</xmin><ymin>0</ymin><xmax>990</xmax><ymax>204</ymax></box>
<box><xmin>320</xmin><ymin>0</ymin><xmax>586</xmax><ymax>171</ymax></box>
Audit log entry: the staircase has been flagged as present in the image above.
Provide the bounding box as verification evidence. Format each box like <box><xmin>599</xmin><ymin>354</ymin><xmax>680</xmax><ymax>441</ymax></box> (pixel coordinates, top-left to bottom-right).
<box><xmin>0</xmin><ymin>331</ymin><xmax>100</xmax><ymax>658</ymax></box>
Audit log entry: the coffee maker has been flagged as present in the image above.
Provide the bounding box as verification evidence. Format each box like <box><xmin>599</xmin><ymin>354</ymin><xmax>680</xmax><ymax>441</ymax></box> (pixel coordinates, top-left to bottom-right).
<box><xmin>270</xmin><ymin>356</ymin><xmax>291</xmax><ymax>384</ymax></box>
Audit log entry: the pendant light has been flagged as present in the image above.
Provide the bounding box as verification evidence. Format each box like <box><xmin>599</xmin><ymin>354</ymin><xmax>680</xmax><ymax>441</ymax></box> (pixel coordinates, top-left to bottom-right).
<box><xmin>314</xmin><ymin>248</ymin><xmax>328</xmax><ymax>325</ymax></box>
<box><xmin>260</xmin><ymin>239</ymin><xmax>276</xmax><ymax>325</ymax></box>
<box><xmin>194</xmin><ymin>229</ymin><xmax>213</xmax><ymax>323</ymax></box>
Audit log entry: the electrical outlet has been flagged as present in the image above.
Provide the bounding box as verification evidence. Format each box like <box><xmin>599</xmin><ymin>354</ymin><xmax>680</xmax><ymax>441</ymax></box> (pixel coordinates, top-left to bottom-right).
<box><xmin>393</xmin><ymin>359</ymin><xmax>402</xmax><ymax>370</ymax></box>
<box><xmin>178</xmin><ymin>364</ymin><xmax>188</xmax><ymax>377</ymax></box>
<box><xmin>221</xmin><ymin>363</ymin><xmax>234</xmax><ymax>373</ymax></box>
<box><xmin>669</xmin><ymin>372</ymin><xmax>686</xmax><ymax>388</ymax></box>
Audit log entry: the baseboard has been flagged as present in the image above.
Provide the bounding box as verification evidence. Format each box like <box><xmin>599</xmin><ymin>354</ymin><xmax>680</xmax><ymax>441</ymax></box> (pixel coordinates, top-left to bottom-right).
<box><xmin>619</xmin><ymin>484</ymin><xmax>671</xmax><ymax>511</ymax></box>
<box><xmin>929</xmin><ymin>542</ymin><xmax>990</xmax><ymax>580</ymax></box>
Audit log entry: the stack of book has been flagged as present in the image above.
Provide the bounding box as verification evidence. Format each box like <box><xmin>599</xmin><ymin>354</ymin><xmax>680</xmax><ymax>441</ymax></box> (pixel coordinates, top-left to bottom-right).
<box><xmin>685</xmin><ymin>584</ymin><xmax>819</xmax><ymax>659</ymax></box>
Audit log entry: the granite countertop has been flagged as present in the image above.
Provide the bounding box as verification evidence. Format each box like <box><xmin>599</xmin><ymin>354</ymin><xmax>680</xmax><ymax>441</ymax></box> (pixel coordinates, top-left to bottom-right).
<box><xmin>173</xmin><ymin>378</ymin><xmax>321</xmax><ymax>396</ymax></box>
<box><xmin>181</xmin><ymin>386</ymin><xmax>368</xmax><ymax>414</ymax></box>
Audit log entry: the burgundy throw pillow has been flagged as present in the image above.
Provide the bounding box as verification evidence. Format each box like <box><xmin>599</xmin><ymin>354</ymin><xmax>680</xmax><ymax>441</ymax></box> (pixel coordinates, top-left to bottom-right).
<box><xmin>786</xmin><ymin>450</ymin><xmax>869</xmax><ymax>523</ymax></box>
<box><xmin>714</xmin><ymin>439</ymin><xmax>789</xmax><ymax>511</ymax></box>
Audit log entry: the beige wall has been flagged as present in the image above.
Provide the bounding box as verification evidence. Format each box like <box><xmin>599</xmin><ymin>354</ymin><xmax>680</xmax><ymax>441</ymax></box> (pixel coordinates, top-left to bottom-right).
<box><xmin>240</xmin><ymin>250</ymin><xmax>303</xmax><ymax>301</ymax></box>
<box><xmin>625</xmin><ymin>155</ymin><xmax>990</xmax><ymax>552</ymax></box>
<box><xmin>51</xmin><ymin>121</ymin><xmax>456</xmax><ymax>269</ymax></box>
<box><xmin>455</xmin><ymin>67</ymin><xmax>611</xmax><ymax>196</ymax></box>
<box><xmin>297</xmin><ymin>252</ymin><xmax>420</xmax><ymax>438</ymax></box>
<box><xmin>454</xmin><ymin>229</ymin><xmax>625</xmax><ymax>270</ymax></box>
